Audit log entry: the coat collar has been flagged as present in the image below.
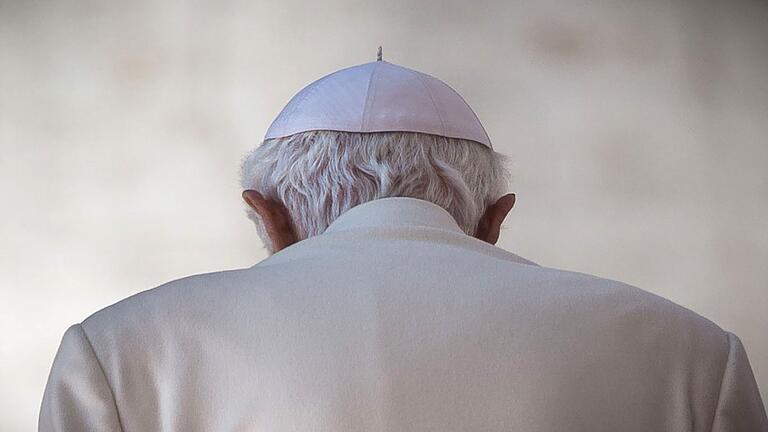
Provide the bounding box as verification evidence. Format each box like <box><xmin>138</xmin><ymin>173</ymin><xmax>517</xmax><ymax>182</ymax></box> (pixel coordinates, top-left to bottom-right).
<box><xmin>323</xmin><ymin>197</ymin><xmax>466</xmax><ymax>235</ymax></box>
<box><xmin>258</xmin><ymin>196</ymin><xmax>539</xmax><ymax>268</ymax></box>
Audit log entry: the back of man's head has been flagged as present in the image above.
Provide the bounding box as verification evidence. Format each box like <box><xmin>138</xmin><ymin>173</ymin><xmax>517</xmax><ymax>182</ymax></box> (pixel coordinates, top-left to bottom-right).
<box><xmin>240</xmin><ymin>130</ymin><xmax>510</xmax><ymax>252</ymax></box>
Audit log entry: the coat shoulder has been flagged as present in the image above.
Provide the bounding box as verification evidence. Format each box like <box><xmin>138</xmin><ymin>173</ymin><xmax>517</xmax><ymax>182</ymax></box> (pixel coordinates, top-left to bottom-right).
<box><xmin>79</xmin><ymin>266</ymin><xmax>265</xmax><ymax>340</ymax></box>
<box><xmin>535</xmin><ymin>266</ymin><xmax>731</xmax><ymax>359</ymax></box>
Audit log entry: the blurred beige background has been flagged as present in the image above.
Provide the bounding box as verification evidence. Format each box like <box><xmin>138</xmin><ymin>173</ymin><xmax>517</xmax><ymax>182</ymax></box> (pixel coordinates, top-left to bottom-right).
<box><xmin>1</xmin><ymin>0</ymin><xmax>767</xmax><ymax>429</ymax></box>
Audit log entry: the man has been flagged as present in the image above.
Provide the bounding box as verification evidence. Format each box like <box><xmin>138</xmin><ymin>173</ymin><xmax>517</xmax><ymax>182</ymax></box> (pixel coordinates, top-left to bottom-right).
<box><xmin>40</xmin><ymin>56</ymin><xmax>767</xmax><ymax>431</ymax></box>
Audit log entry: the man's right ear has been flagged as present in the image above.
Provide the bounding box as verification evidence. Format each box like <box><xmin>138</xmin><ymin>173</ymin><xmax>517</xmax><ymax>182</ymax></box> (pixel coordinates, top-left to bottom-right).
<box><xmin>241</xmin><ymin>190</ymin><xmax>298</xmax><ymax>253</ymax></box>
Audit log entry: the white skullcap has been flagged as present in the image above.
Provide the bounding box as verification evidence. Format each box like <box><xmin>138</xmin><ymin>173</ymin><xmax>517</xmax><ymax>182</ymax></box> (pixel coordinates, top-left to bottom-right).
<box><xmin>264</xmin><ymin>56</ymin><xmax>493</xmax><ymax>148</ymax></box>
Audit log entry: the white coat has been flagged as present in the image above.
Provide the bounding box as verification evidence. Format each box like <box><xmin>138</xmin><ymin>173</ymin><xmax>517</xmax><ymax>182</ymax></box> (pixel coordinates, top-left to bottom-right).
<box><xmin>40</xmin><ymin>197</ymin><xmax>767</xmax><ymax>431</ymax></box>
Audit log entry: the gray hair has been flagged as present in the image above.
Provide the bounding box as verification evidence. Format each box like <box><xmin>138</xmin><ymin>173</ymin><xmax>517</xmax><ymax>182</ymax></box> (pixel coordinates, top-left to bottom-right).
<box><xmin>239</xmin><ymin>130</ymin><xmax>510</xmax><ymax>250</ymax></box>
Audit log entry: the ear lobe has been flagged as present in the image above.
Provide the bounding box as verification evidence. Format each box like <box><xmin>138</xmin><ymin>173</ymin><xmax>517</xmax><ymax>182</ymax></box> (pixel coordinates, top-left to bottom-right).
<box><xmin>242</xmin><ymin>190</ymin><xmax>298</xmax><ymax>252</ymax></box>
<box><xmin>474</xmin><ymin>215</ymin><xmax>488</xmax><ymax>241</ymax></box>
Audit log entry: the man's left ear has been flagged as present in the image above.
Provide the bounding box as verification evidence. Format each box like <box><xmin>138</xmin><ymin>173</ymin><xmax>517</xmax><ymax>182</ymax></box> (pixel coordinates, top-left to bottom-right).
<box><xmin>242</xmin><ymin>190</ymin><xmax>299</xmax><ymax>253</ymax></box>
<box><xmin>474</xmin><ymin>193</ymin><xmax>516</xmax><ymax>245</ymax></box>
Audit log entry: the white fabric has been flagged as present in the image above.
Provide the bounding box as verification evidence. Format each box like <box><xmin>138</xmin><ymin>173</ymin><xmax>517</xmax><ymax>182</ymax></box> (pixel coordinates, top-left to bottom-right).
<box><xmin>264</xmin><ymin>61</ymin><xmax>493</xmax><ymax>148</ymax></box>
<box><xmin>40</xmin><ymin>197</ymin><xmax>767</xmax><ymax>431</ymax></box>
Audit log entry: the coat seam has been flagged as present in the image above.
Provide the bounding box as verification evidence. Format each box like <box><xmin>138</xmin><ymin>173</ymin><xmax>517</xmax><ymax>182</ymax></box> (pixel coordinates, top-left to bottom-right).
<box><xmin>707</xmin><ymin>330</ymin><xmax>733</xmax><ymax>432</ymax></box>
<box><xmin>77</xmin><ymin>324</ymin><xmax>126</xmax><ymax>432</ymax></box>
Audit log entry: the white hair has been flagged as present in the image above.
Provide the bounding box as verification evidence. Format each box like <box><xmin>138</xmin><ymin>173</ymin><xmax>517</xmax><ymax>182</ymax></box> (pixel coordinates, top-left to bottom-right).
<box><xmin>239</xmin><ymin>130</ymin><xmax>511</xmax><ymax>251</ymax></box>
